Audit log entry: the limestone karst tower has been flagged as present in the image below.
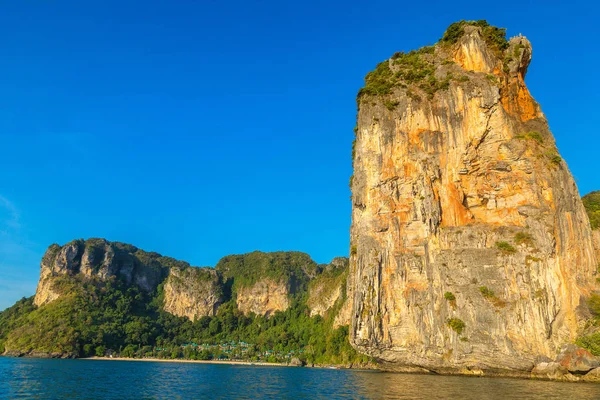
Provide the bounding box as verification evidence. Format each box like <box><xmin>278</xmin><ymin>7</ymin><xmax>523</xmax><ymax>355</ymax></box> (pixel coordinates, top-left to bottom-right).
<box><xmin>349</xmin><ymin>21</ymin><xmax>597</xmax><ymax>372</ymax></box>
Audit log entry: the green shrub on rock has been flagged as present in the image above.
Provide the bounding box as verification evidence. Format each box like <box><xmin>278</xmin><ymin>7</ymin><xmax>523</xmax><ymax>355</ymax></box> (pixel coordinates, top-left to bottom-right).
<box><xmin>514</xmin><ymin>232</ymin><xmax>534</xmax><ymax>247</ymax></box>
<box><xmin>496</xmin><ymin>241</ymin><xmax>516</xmax><ymax>254</ymax></box>
<box><xmin>444</xmin><ymin>292</ymin><xmax>456</xmax><ymax>301</ymax></box>
<box><xmin>479</xmin><ymin>286</ymin><xmax>495</xmax><ymax>298</ymax></box>
<box><xmin>447</xmin><ymin>318</ymin><xmax>466</xmax><ymax>334</ymax></box>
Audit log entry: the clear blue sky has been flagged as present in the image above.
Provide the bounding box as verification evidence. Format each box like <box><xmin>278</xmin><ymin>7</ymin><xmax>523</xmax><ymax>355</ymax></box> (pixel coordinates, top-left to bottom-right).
<box><xmin>0</xmin><ymin>1</ymin><xmax>597</xmax><ymax>310</ymax></box>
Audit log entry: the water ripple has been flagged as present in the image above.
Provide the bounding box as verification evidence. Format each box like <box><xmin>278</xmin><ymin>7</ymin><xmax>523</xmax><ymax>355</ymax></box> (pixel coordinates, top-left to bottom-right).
<box><xmin>1</xmin><ymin>358</ymin><xmax>600</xmax><ymax>399</ymax></box>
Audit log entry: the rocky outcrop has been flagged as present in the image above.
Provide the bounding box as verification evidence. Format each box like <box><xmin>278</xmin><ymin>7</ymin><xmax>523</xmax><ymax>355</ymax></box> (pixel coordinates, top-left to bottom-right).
<box><xmin>162</xmin><ymin>267</ymin><xmax>224</xmax><ymax>320</ymax></box>
<box><xmin>555</xmin><ymin>344</ymin><xmax>600</xmax><ymax>374</ymax></box>
<box><xmin>307</xmin><ymin>258</ymin><xmax>349</xmax><ymax>325</ymax></box>
<box><xmin>35</xmin><ymin>239</ymin><xmax>170</xmax><ymax>306</ymax></box>
<box><xmin>216</xmin><ymin>251</ymin><xmax>321</xmax><ymax>317</ymax></box>
<box><xmin>350</xmin><ymin>21</ymin><xmax>597</xmax><ymax>373</ymax></box>
<box><xmin>531</xmin><ymin>362</ymin><xmax>575</xmax><ymax>381</ymax></box>
<box><xmin>236</xmin><ymin>279</ymin><xmax>290</xmax><ymax>317</ymax></box>
<box><xmin>531</xmin><ymin>344</ymin><xmax>600</xmax><ymax>382</ymax></box>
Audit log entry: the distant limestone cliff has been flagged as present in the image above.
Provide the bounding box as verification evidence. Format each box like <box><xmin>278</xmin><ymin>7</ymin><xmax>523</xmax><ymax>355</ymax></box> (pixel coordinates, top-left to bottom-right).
<box><xmin>33</xmin><ymin>239</ymin><xmax>349</xmax><ymax>322</ymax></box>
<box><xmin>2</xmin><ymin>239</ymin><xmax>358</xmax><ymax>362</ymax></box>
<box><xmin>349</xmin><ymin>20</ymin><xmax>597</xmax><ymax>373</ymax></box>
<box><xmin>34</xmin><ymin>239</ymin><xmax>169</xmax><ymax>307</ymax></box>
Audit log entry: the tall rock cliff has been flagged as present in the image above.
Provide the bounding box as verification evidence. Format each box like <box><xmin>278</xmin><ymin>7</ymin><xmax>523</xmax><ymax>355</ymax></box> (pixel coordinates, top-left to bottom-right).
<box><xmin>349</xmin><ymin>21</ymin><xmax>597</xmax><ymax>373</ymax></box>
<box><xmin>34</xmin><ymin>239</ymin><xmax>169</xmax><ymax>306</ymax></box>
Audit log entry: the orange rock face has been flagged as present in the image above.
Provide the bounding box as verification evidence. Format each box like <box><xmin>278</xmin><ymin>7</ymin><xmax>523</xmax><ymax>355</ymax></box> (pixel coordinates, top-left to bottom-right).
<box><xmin>162</xmin><ymin>267</ymin><xmax>223</xmax><ymax>321</ymax></box>
<box><xmin>349</xmin><ymin>23</ymin><xmax>597</xmax><ymax>372</ymax></box>
<box><xmin>235</xmin><ymin>279</ymin><xmax>290</xmax><ymax>318</ymax></box>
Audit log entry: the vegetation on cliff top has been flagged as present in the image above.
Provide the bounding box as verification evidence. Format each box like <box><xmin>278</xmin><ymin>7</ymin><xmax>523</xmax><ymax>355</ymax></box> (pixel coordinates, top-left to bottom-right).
<box><xmin>307</xmin><ymin>259</ymin><xmax>348</xmax><ymax>313</ymax></box>
<box><xmin>167</xmin><ymin>266</ymin><xmax>221</xmax><ymax>287</ymax></box>
<box><xmin>216</xmin><ymin>251</ymin><xmax>320</xmax><ymax>295</ymax></box>
<box><xmin>356</xmin><ymin>20</ymin><xmax>508</xmax><ymax>105</ymax></box>
<box><xmin>356</xmin><ymin>47</ymin><xmax>454</xmax><ymax>103</ymax></box>
<box><xmin>440</xmin><ymin>20</ymin><xmax>509</xmax><ymax>53</ymax></box>
<box><xmin>583</xmin><ymin>191</ymin><xmax>600</xmax><ymax>230</ymax></box>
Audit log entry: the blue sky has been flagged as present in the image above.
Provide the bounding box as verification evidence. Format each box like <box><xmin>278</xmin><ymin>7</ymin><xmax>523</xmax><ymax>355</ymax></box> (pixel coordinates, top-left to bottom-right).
<box><xmin>0</xmin><ymin>1</ymin><xmax>598</xmax><ymax>310</ymax></box>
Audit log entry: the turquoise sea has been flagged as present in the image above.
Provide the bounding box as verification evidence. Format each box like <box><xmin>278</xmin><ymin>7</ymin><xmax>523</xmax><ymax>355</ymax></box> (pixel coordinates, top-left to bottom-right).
<box><xmin>2</xmin><ymin>357</ymin><xmax>600</xmax><ymax>399</ymax></box>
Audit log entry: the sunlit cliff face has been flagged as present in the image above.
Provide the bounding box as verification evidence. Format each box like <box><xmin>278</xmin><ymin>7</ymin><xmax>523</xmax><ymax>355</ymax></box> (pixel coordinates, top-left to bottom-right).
<box><xmin>349</xmin><ymin>22</ymin><xmax>597</xmax><ymax>372</ymax></box>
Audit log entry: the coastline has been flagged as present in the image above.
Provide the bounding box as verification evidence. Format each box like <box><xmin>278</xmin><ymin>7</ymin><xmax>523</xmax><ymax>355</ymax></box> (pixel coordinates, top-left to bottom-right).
<box><xmin>7</xmin><ymin>355</ymin><xmax>600</xmax><ymax>382</ymax></box>
<box><xmin>80</xmin><ymin>356</ymin><xmax>350</xmax><ymax>370</ymax></box>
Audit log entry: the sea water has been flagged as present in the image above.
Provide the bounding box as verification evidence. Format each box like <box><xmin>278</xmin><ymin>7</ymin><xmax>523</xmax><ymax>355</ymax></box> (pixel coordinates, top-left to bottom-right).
<box><xmin>2</xmin><ymin>357</ymin><xmax>600</xmax><ymax>399</ymax></box>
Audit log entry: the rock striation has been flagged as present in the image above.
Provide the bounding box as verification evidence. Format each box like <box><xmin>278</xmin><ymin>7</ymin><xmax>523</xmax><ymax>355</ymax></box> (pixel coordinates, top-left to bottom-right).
<box><xmin>235</xmin><ymin>279</ymin><xmax>290</xmax><ymax>318</ymax></box>
<box><xmin>162</xmin><ymin>266</ymin><xmax>224</xmax><ymax>321</ymax></box>
<box><xmin>349</xmin><ymin>20</ymin><xmax>597</xmax><ymax>373</ymax></box>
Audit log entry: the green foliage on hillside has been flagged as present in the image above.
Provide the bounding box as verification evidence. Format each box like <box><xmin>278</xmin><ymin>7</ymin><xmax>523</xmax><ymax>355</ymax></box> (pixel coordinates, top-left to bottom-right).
<box><xmin>168</xmin><ymin>266</ymin><xmax>221</xmax><ymax>289</ymax></box>
<box><xmin>0</xmin><ymin>297</ymin><xmax>36</xmax><ymax>353</ymax></box>
<box><xmin>392</xmin><ymin>50</ymin><xmax>435</xmax><ymax>84</ymax></box>
<box><xmin>576</xmin><ymin>294</ymin><xmax>600</xmax><ymax>355</ymax></box>
<box><xmin>2</xmin><ymin>277</ymin><xmax>159</xmax><ymax>356</ymax></box>
<box><xmin>1</xmin><ymin>266</ymin><xmax>364</xmax><ymax>365</ymax></box>
<box><xmin>216</xmin><ymin>251</ymin><xmax>319</xmax><ymax>294</ymax></box>
<box><xmin>583</xmin><ymin>191</ymin><xmax>600</xmax><ymax>230</ymax></box>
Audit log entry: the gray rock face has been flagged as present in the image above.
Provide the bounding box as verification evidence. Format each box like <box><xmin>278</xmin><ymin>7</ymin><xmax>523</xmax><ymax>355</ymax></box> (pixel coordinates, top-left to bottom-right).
<box><xmin>34</xmin><ymin>239</ymin><xmax>169</xmax><ymax>306</ymax></box>
<box><xmin>349</xmin><ymin>22</ymin><xmax>598</xmax><ymax>373</ymax></box>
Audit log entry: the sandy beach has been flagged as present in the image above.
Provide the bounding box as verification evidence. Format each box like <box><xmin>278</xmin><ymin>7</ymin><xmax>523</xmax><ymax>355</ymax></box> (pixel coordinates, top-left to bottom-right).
<box><xmin>81</xmin><ymin>356</ymin><xmax>298</xmax><ymax>368</ymax></box>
